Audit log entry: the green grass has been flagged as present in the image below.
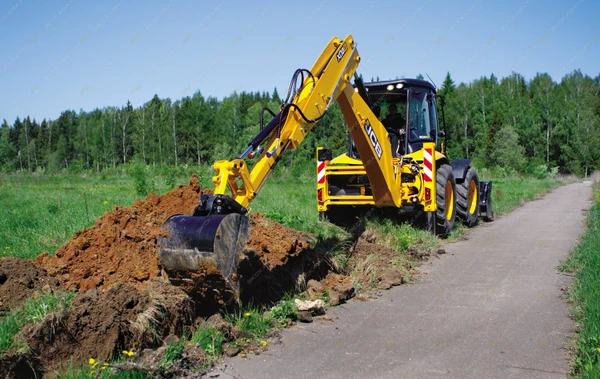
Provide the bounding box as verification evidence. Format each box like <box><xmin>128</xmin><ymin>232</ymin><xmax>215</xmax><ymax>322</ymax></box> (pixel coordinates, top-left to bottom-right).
<box><xmin>159</xmin><ymin>337</ymin><xmax>187</xmax><ymax>369</ymax></box>
<box><xmin>560</xmin><ymin>183</ymin><xmax>600</xmax><ymax>378</ymax></box>
<box><xmin>269</xmin><ymin>296</ymin><xmax>299</xmax><ymax>324</ymax></box>
<box><xmin>0</xmin><ymin>166</ymin><xmax>568</xmax><ymax>261</ymax></box>
<box><xmin>0</xmin><ymin>291</ymin><xmax>75</xmax><ymax>353</ymax></box>
<box><xmin>0</xmin><ymin>166</ymin><xmax>210</xmax><ymax>260</ymax></box>
<box><xmin>225</xmin><ymin>305</ymin><xmax>274</xmax><ymax>339</ymax></box>
<box><xmin>55</xmin><ymin>360</ymin><xmax>148</xmax><ymax>379</ymax></box>
<box><xmin>190</xmin><ymin>324</ymin><xmax>225</xmax><ymax>360</ymax></box>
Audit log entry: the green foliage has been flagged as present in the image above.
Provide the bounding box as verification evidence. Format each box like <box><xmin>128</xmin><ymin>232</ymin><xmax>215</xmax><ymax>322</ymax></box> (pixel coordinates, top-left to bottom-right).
<box><xmin>127</xmin><ymin>161</ymin><xmax>153</xmax><ymax>196</ymax></box>
<box><xmin>560</xmin><ymin>184</ymin><xmax>600</xmax><ymax>377</ymax></box>
<box><xmin>368</xmin><ymin>218</ymin><xmax>438</xmax><ymax>254</ymax></box>
<box><xmin>159</xmin><ymin>337</ymin><xmax>187</xmax><ymax>369</ymax></box>
<box><xmin>263</xmin><ymin>211</ymin><xmax>303</xmax><ymax>230</ymax></box>
<box><xmin>490</xmin><ymin>126</ymin><xmax>526</xmax><ymax>171</ymax></box>
<box><xmin>0</xmin><ymin>291</ymin><xmax>75</xmax><ymax>353</ymax></box>
<box><xmin>0</xmin><ymin>70</ymin><xmax>598</xmax><ymax>176</ymax></box>
<box><xmin>269</xmin><ymin>299</ymin><xmax>298</xmax><ymax>324</ymax></box>
<box><xmin>225</xmin><ymin>306</ymin><xmax>273</xmax><ymax>338</ymax></box>
<box><xmin>191</xmin><ymin>324</ymin><xmax>225</xmax><ymax>359</ymax></box>
<box><xmin>55</xmin><ymin>361</ymin><xmax>148</xmax><ymax>379</ymax></box>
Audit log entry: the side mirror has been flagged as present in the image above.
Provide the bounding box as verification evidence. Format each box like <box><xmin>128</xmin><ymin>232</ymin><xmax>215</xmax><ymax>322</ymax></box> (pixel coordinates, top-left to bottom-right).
<box><xmin>438</xmin><ymin>131</ymin><xmax>446</xmax><ymax>138</ymax></box>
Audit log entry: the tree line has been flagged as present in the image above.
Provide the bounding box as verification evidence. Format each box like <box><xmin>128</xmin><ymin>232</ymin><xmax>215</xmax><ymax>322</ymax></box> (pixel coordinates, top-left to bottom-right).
<box><xmin>1</xmin><ymin>69</ymin><xmax>599</xmax><ymax>177</ymax></box>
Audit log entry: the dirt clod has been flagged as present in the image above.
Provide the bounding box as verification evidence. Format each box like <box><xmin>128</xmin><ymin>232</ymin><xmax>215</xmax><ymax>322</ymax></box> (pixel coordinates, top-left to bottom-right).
<box><xmin>298</xmin><ymin>310</ymin><xmax>313</xmax><ymax>323</ymax></box>
<box><xmin>224</xmin><ymin>345</ymin><xmax>241</xmax><ymax>357</ymax></box>
<box><xmin>306</xmin><ymin>279</ymin><xmax>326</xmax><ymax>300</ymax></box>
<box><xmin>378</xmin><ymin>268</ymin><xmax>403</xmax><ymax>290</ymax></box>
<box><xmin>0</xmin><ymin>257</ymin><xmax>61</xmax><ymax>314</ymax></box>
<box><xmin>206</xmin><ymin>313</ymin><xmax>233</xmax><ymax>338</ymax></box>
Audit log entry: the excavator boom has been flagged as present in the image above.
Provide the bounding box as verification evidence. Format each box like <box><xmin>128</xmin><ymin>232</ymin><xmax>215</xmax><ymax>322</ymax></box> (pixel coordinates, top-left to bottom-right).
<box><xmin>158</xmin><ymin>35</ymin><xmax>436</xmax><ymax>299</ymax></box>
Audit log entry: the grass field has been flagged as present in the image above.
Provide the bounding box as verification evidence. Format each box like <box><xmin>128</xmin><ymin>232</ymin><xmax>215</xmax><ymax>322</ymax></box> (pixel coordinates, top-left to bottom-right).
<box><xmin>0</xmin><ymin>165</ymin><xmax>568</xmax><ymax>260</ymax></box>
<box><xmin>0</xmin><ymin>165</ymin><xmax>574</xmax><ymax>377</ymax></box>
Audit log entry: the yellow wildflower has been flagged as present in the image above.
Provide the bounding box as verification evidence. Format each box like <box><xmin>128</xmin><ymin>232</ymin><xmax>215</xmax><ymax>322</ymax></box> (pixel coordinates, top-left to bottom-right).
<box><xmin>597</xmin><ymin>347</ymin><xmax>600</xmax><ymax>353</ymax></box>
<box><xmin>261</xmin><ymin>340</ymin><xmax>267</xmax><ymax>347</ymax></box>
<box><xmin>88</xmin><ymin>358</ymin><xmax>98</xmax><ymax>369</ymax></box>
<box><xmin>244</xmin><ymin>312</ymin><xmax>251</xmax><ymax>317</ymax></box>
<box><xmin>103</xmin><ymin>200</ymin><xmax>109</xmax><ymax>205</ymax></box>
<box><xmin>122</xmin><ymin>350</ymin><xmax>135</xmax><ymax>357</ymax></box>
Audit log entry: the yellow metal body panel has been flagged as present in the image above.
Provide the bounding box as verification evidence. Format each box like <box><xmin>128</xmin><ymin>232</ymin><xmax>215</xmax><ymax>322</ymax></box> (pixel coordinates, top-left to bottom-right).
<box><xmin>317</xmin><ymin>142</ymin><xmax>439</xmax><ymax>213</ymax></box>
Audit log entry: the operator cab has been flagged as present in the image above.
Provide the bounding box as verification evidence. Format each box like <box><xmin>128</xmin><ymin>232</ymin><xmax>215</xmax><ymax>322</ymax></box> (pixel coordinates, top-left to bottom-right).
<box><xmin>354</xmin><ymin>78</ymin><xmax>440</xmax><ymax>157</ymax></box>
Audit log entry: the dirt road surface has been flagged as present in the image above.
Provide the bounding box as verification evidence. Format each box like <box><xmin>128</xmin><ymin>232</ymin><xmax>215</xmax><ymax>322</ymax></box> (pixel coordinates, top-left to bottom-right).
<box><xmin>211</xmin><ymin>181</ymin><xmax>592</xmax><ymax>379</ymax></box>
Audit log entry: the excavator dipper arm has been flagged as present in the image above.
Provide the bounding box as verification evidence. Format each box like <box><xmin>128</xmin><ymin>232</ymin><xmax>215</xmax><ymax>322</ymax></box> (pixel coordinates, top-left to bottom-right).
<box><xmin>158</xmin><ymin>35</ymin><xmax>434</xmax><ymax>298</ymax></box>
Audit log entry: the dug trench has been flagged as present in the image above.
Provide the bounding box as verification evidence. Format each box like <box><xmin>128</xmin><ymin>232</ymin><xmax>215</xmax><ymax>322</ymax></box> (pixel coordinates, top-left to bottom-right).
<box><xmin>0</xmin><ymin>175</ymin><xmax>425</xmax><ymax>377</ymax></box>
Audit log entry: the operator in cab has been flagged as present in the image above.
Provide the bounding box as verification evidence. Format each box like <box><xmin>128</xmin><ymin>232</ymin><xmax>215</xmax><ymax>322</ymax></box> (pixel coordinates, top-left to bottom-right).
<box><xmin>383</xmin><ymin>103</ymin><xmax>406</xmax><ymax>157</ymax></box>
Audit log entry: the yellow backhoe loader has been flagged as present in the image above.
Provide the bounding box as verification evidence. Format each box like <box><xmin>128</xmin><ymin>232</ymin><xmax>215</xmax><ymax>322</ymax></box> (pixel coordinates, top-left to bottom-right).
<box><xmin>158</xmin><ymin>35</ymin><xmax>493</xmax><ymax>298</ymax></box>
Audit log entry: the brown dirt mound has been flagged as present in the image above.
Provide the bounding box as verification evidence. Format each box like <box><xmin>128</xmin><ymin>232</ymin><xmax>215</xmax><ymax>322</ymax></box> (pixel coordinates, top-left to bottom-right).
<box><xmin>246</xmin><ymin>213</ymin><xmax>313</xmax><ymax>268</ymax></box>
<box><xmin>26</xmin><ymin>280</ymin><xmax>194</xmax><ymax>374</ymax></box>
<box><xmin>0</xmin><ymin>257</ymin><xmax>61</xmax><ymax>313</ymax></box>
<box><xmin>35</xmin><ymin>176</ymin><xmax>205</xmax><ymax>293</ymax></box>
<box><xmin>33</xmin><ymin>175</ymin><xmax>314</xmax><ymax>299</ymax></box>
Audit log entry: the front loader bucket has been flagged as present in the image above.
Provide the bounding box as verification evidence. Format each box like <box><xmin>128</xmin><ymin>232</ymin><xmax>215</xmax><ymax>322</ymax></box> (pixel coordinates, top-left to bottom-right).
<box><xmin>158</xmin><ymin>213</ymin><xmax>250</xmax><ymax>299</ymax></box>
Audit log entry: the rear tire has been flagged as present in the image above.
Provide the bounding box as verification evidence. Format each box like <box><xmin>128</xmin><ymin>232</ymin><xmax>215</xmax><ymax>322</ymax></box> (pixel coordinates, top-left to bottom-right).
<box><xmin>456</xmin><ymin>167</ymin><xmax>479</xmax><ymax>227</ymax></box>
<box><xmin>434</xmin><ymin>164</ymin><xmax>456</xmax><ymax>237</ymax></box>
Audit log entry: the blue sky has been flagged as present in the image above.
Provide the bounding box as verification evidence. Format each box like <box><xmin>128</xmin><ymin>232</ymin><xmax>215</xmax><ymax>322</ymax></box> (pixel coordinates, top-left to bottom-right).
<box><xmin>0</xmin><ymin>0</ymin><xmax>598</xmax><ymax>122</ymax></box>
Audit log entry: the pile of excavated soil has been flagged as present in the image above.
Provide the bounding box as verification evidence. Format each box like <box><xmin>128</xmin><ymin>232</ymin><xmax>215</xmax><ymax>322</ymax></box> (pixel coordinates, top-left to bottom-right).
<box><xmin>245</xmin><ymin>214</ymin><xmax>313</xmax><ymax>268</ymax></box>
<box><xmin>26</xmin><ymin>281</ymin><xmax>194</xmax><ymax>374</ymax></box>
<box><xmin>0</xmin><ymin>257</ymin><xmax>61</xmax><ymax>314</ymax></box>
<box><xmin>35</xmin><ymin>176</ymin><xmax>205</xmax><ymax>293</ymax></box>
<box><xmin>33</xmin><ymin>175</ymin><xmax>314</xmax><ymax>302</ymax></box>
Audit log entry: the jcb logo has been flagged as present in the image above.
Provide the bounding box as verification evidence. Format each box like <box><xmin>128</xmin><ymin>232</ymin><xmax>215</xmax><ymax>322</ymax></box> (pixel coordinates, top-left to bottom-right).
<box><xmin>364</xmin><ymin>120</ymin><xmax>382</xmax><ymax>159</ymax></box>
<box><xmin>336</xmin><ymin>46</ymin><xmax>347</xmax><ymax>62</ymax></box>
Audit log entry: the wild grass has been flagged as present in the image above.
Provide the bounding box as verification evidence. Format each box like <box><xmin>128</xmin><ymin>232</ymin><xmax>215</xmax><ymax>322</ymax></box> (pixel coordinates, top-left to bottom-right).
<box><xmin>55</xmin><ymin>360</ymin><xmax>147</xmax><ymax>379</ymax></box>
<box><xmin>225</xmin><ymin>304</ymin><xmax>274</xmax><ymax>339</ymax></box>
<box><xmin>560</xmin><ymin>183</ymin><xmax>600</xmax><ymax>378</ymax></box>
<box><xmin>269</xmin><ymin>294</ymin><xmax>299</xmax><ymax>324</ymax></box>
<box><xmin>479</xmin><ymin>173</ymin><xmax>567</xmax><ymax>216</ymax></box>
<box><xmin>190</xmin><ymin>323</ymin><xmax>225</xmax><ymax>360</ymax></box>
<box><xmin>159</xmin><ymin>336</ymin><xmax>187</xmax><ymax>369</ymax></box>
<box><xmin>0</xmin><ymin>291</ymin><xmax>75</xmax><ymax>353</ymax></box>
<box><xmin>0</xmin><ymin>166</ymin><xmax>569</xmax><ymax>261</ymax></box>
<box><xmin>0</xmin><ymin>166</ymin><xmax>206</xmax><ymax>260</ymax></box>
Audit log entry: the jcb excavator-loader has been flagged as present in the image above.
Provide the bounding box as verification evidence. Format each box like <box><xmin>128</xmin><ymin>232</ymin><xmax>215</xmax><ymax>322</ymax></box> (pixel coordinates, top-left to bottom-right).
<box><xmin>158</xmin><ymin>35</ymin><xmax>493</xmax><ymax>298</ymax></box>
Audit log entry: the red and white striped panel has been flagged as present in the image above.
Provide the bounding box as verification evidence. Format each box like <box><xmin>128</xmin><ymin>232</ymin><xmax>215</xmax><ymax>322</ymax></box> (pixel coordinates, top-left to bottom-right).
<box><xmin>317</xmin><ymin>160</ymin><xmax>326</xmax><ymax>184</ymax></box>
<box><xmin>423</xmin><ymin>147</ymin><xmax>433</xmax><ymax>182</ymax></box>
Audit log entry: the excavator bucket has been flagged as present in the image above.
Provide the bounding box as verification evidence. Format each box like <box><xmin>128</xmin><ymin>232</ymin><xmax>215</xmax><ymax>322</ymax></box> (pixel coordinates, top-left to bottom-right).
<box><xmin>157</xmin><ymin>195</ymin><xmax>250</xmax><ymax>299</ymax></box>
